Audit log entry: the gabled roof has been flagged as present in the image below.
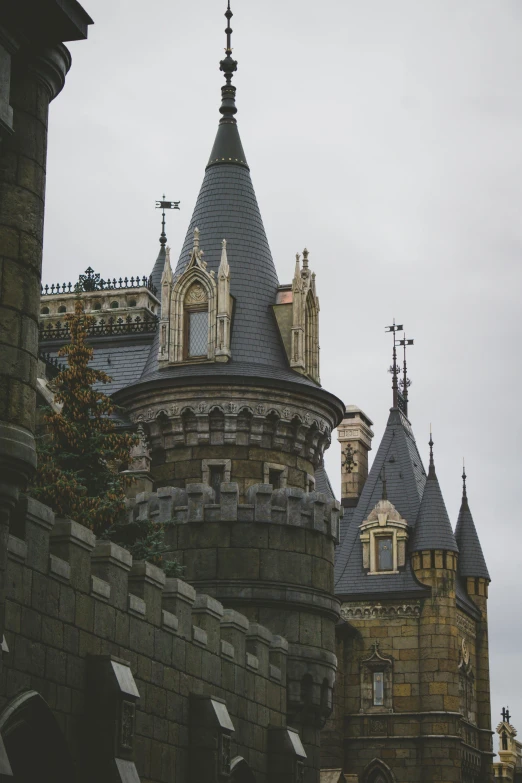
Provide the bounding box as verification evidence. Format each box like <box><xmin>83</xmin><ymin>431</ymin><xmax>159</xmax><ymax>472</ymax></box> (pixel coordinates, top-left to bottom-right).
<box><xmin>455</xmin><ymin>482</ymin><xmax>490</xmax><ymax>580</ymax></box>
<box><xmin>411</xmin><ymin>441</ymin><xmax>459</xmax><ymax>553</ymax></box>
<box><xmin>334</xmin><ymin>407</ymin><xmax>429</xmax><ymax>599</ymax></box>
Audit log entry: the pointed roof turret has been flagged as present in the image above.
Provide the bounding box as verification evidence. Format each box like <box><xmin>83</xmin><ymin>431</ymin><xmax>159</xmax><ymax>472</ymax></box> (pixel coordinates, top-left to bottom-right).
<box><xmin>455</xmin><ymin>465</ymin><xmax>490</xmax><ymax>580</ymax></box>
<box><xmin>335</xmin><ymin>407</ymin><xmax>428</xmax><ymax>598</ymax></box>
<box><xmin>411</xmin><ymin>432</ymin><xmax>459</xmax><ymax>553</ymax></box>
<box><xmin>137</xmin><ymin>1</ymin><xmax>333</xmax><ymax>390</ymax></box>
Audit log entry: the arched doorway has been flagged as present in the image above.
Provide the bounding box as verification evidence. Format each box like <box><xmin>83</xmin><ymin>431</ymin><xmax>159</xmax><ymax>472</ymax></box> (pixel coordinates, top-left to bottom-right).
<box><xmin>231</xmin><ymin>756</ymin><xmax>256</xmax><ymax>782</ymax></box>
<box><xmin>363</xmin><ymin>759</ymin><xmax>396</xmax><ymax>783</ymax></box>
<box><xmin>0</xmin><ymin>690</ymin><xmax>74</xmax><ymax>783</ymax></box>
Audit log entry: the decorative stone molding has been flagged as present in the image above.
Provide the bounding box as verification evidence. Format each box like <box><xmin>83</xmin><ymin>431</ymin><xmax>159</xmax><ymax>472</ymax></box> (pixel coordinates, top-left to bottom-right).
<box><xmin>456</xmin><ymin>611</ymin><xmax>477</xmax><ymax>639</ymax></box>
<box><xmin>290</xmin><ymin>249</ymin><xmax>320</xmax><ymax>383</ymax></box>
<box><xmin>127</xmin><ymin>388</ymin><xmax>333</xmax><ymax>468</ymax></box>
<box><xmin>340</xmin><ymin>602</ymin><xmax>421</xmax><ymax>620</ymax></box>
<box><xmin>159</xmin><ymin>230</ymin><xmax>232</xmax><ymax>366</ymax></box>
<box><xmin>360</xmin><ymin>498</ymin><xmax>409</xmax><ymax>575</ymax></box>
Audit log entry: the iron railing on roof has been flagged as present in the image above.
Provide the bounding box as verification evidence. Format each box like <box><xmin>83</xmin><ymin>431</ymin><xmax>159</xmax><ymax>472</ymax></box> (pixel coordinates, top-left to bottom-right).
<box><xmin>41</xmin><ymin>267</ymin><xmax>158</xmax><ymax>297</ymax></box>
<box><xmin>39</xmin><ymin>314</ymin><xmax>159</xmax><ymax>342</ymax></box>
<box><xmin>38</xmin><ymin>351</ymin><xmax>66</xmax><ymax>373</ymax></box>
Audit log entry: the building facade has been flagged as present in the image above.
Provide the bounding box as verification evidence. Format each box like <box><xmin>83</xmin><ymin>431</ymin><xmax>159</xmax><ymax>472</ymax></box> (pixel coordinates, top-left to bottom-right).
<box><xmin>0</xmin><ymin>3</ymin><xmax>496</xmax><ymax>782</ymax></box>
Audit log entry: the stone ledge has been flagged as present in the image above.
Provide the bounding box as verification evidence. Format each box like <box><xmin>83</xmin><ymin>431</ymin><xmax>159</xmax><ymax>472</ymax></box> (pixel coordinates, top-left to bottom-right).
<box><xmin>128</xmin><ymin>593</ymin><xmax>146</xmax><ymax>617</ymax></box>
<box><xmin>91</xmin><ymin>575</ymin><xmax>111</xmax><ymax>601</ymax></box>
<box><xmin>161</xmin><ymin>610</ymin><xmax>179</xmax><ymax>634</ymax></box>
<box><xmin>49</xmin><ymin>553</ymin><xmax>70</xmax><ymax>582</ymax></box>
<box><xmin>7</xmin><ymin>535</ymin><xmax>27</xmax><ymax>563</ymax></box>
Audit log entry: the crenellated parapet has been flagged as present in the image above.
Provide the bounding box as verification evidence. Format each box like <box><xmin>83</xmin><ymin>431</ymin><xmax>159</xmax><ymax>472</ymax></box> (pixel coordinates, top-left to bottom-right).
<box><xmin>126</xmin><ymin>483</ymin><xmax>341</xmax><ymax>542</ymax></box>
<box><xmin>3</xmin><ymin>495</ymin><xmax>303</xmax><ymax>782</ymax></box>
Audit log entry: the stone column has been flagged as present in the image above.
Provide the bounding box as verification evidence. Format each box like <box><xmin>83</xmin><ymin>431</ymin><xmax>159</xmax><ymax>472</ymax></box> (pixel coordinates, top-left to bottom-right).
<box><xmin>337</xmin><ymin>406</ymin><xmax>373</xmax><ymax>509</ymax></box>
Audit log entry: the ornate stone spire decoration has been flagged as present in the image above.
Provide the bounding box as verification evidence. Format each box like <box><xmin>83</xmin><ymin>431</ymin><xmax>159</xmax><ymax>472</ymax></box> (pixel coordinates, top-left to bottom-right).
<box><xmin>207</xmin><ymin>1</ymin><xmax>248</xmax><ymax>168</ymax></box>
<box><xmin>290</xmin><ymin>249</ymin><xmax>320</xmax><ymax>383</ymax></box>
<box><xmin>216</xmin><ymin>239</ymin><xmax>232</xmax><ymax>361</ymax></box>
<box><xmin>159</xmin><ymin>247</ymin><xmax>173</xmax><ymax>358</ymax></box>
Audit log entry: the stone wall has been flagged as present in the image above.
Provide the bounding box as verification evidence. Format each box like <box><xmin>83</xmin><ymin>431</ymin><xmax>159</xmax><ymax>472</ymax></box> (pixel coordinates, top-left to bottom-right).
<box><xmin>0</xmin><ymin>495</ymin><xmax>310</xmax><ymax>783</ymax></box>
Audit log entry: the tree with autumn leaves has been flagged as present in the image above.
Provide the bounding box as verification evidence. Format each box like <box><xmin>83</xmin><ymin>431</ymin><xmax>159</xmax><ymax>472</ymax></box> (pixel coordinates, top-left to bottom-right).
<box><xmin>32</xmin><ymin>296</ymin><xmax>183</xmax><ymax>574</ymax></box>
<box><xmin>33</xmin><ymin>296</ymin><xmax>136</xmax><ymax>533</ymax></box>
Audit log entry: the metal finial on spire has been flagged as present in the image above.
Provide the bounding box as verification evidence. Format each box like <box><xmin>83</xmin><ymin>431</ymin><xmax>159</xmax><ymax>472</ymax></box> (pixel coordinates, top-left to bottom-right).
<box><xmin>218</xmin><ymin>1</ymin><xmax>238</xmax><ymax>123</ymax></box>
<box><xmin>155</xmin><ymin>196</ymin><xmax>180</xmax><ymax>248</ymax></box>
<box><xmin>462</xmin><ymin>459</ymin><xmax>467</xmax><ymax>501</ymax></box>
<box><xmin>386</xmin><ymin>320</ymin><xmax>403</xmax><ymax>409</ymax></box>
<box><xmin>428</xmin><ymin>426</ymin><xmax>436</xmax><ymax>477</ymax></box>
<box><xmin>398</xmin><ymin>334</ymin><xmax>414</xmax><ymax>417</ymax></box>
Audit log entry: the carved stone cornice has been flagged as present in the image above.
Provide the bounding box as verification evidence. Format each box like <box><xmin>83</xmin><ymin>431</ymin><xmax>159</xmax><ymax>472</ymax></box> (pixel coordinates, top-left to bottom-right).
<box><xmin>126</xmin><ymin>384</ymin><xmax>335</xmax><ymax>467</ymax></box>
<box><xmin>340</xmin><ymin>601</ymin><xmax>421</xmax><ymax>621</ymax></box>
<box><xmin>17</xmin><ymin>43</ymin><xmax>71</xmax><ymax>101</ymax></box>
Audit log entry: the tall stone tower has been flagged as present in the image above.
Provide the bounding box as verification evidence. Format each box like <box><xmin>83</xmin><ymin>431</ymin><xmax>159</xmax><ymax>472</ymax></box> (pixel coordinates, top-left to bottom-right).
<box><xmin>114</xmin><ymin>5</ymin><xmax>344</xmax><ymax>779</ymax></box>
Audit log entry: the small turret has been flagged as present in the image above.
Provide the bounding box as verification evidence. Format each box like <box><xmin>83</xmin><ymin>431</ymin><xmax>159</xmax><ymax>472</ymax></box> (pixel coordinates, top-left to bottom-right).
<box><xmin>455</xmin><ymin>465</ymin><xmax>490</xmax><ymax>582</ymax></box>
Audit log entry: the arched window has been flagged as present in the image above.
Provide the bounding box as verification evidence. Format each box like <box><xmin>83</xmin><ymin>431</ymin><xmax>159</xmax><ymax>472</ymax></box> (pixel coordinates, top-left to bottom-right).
<box><xmin>58</xmin><ymin>305</ymin><xmax>66</xmax><ymax>313</ymax></box>
<box><xmin>184</xmin><ymin>282</ymin><xmax>209</xmax><ymax>359</ymax></box>
<box><xmin>93</xmin><ymin>301</ymin><xmax>102</xmax><ymax>311</ymax></box>
<box><xmin>128</xmin><ymin>299</ymin><xmax>136</xmax><ymax>307</ymax></box>
<box><xmin>110</xmin><ymin>301</ymin><xmax>119</xmax><ymax>309</ymax></box>
<box><xmin>40</xmin><ymin>306</ymin><xmax>49</xmax><ymax>315</ymax></box>
<box><xmin>231</xmin><ymin>757</ymin><xmax>256</xmax><ymax>783</ymax></box>
<box><xmin>363</xmin><ymin>759</ymin><xmax>396</xmax><ymax>783</ymax></box>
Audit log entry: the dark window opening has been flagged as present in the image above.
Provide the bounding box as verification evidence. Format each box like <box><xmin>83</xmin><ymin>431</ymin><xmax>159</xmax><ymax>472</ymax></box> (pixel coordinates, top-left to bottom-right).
<box><xmin>209</xmin><ymin>465</ymin><xmax>224</xmax><ymax>503</ymax></box>
<box><xmin>58</xmin><ymin>305</ymin><xmax>66</xmax><ymax>313</ymax></box>
<box><xmin>129</xmin><ymin>299</ymin><xmax>137</xmax><ymax>307</ymax></box>
<box><xmin>93</xmin><ymin>302</ymin><xmax>102</xmax><ymax>311</ymax></box>
<box><xmin>41</xmin><ymin>306</ymin><xmax>49</xmax><ymax>315</ymax></box>
<box><xmin>269</xmin><ymin>469</ymin><xmax>282</xmax><ymax>489</ymax></box>
<box><xmin>376</xmin><ymin>536</ymin><xmax>393</xmax><ymax>571</ymax></box>
<box><xmin>110</xmin><ymin>301</ymin><xmax>119</xmax><ymax>309</ymax></box>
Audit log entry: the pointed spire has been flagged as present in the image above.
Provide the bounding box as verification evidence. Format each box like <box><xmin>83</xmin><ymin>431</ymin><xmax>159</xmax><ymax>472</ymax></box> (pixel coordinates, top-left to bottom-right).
<box><xmin>428</xmin><ymin>426</ymin><xmax>435</xmax><ymax>478</ymax></box>
<box><xmin>455</xmin><ymin>464</ymin><xmax>490</xmax><ymax>580</ymax></box>
<box><xmin>411</xmin><ymin>430</ymin><xmax>459</xmax><ymax>553</ymax></box>
<box><xmin>398</xmin><ymin>334</ymin><xmax>414</xmax><ymax>418</ymax></box>
<box><xmin>207</xmin><ymin>2</ymin><xmax>248</xmax><ymax>168</ymax></box>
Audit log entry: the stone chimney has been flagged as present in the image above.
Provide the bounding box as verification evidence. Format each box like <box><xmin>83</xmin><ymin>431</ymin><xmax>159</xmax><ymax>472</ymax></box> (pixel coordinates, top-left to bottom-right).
<box><xmin>337</xmin><ymin>406</ymin><xmax>374</xmax><ymax>508</ymax></box>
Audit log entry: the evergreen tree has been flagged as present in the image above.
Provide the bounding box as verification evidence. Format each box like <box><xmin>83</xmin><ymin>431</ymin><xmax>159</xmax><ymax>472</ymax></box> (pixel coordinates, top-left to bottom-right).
<box><xmin>32</xmin><ymin>296</ymin><xmax>137</xmax><ymax>535</ymax></box>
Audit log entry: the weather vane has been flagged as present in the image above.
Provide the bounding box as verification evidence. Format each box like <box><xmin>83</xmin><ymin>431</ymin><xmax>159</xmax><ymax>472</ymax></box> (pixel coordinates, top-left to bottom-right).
<box><xmin>385</xmin><ymin>320</ymin><xmax>403</xmax><ymax>410</ymax></box>
<box><xmin>502</xmin><ymin>706</ymin><xmax>511</xmax><ymax>724</ymax></box>
<box><xmin>155</xmin><ymin>196</ymin><xmax>180</xmax><ymax>248</ymax></box>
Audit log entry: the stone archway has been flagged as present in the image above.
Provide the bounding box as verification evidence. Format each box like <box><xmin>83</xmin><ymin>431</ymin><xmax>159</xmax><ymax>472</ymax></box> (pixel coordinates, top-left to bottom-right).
<box><xmin>0</xmin><ymin>690</ymin><xmax>74</xmax><ymax>783</ymax></box>
<box><xmin>231</xmin><ymin>755</ymin><xmax>256</xmax><ymax>782</ymax></box>
<box><xmin>363</xmin><ymin>758</ymin><xmax>396</xmax><ymax>783</ymax></box>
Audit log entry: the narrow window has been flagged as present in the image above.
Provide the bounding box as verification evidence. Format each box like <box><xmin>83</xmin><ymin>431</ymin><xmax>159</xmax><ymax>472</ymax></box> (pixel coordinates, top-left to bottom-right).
<box><xmin>269</xmin><ymin>469</ymin><xmax>282</xmax><ymax>489</ymax></box>
<box><xmin>93</xmin><ymin>302</ymin><xmax>102</xmax><ymax>311</ymax></box>
<box><xmin>41</xmin><ymin>307</ymin><xmax>50</xmax><ymax>315</ymax></box>
<box><xmin>376</xmin><ymin>536</ymin><xmax>393</xmax><ymax>571</ymax></box>
<box><xmin>373</xmin><ymin>671</ymin><xmax>384</xmax><ymax>706</ymax></box>
<box><xmin>187</xmin><ymin>310</ymin><xmax>207</xmax><ymax>357</ymax></box>
<box><xmin>110</xmin><ymin>301</ymin><xmax>119</xmax><ymax>309</ymax></box>
<box><xmin>58</xmin><ymin>305</ymin><xmax>66</xmax><ymax>313</ymax></box>
<box><xmin>209</xmin><ymin>465</ymin><xmax>224</xmax><ymax>503</ymax></box>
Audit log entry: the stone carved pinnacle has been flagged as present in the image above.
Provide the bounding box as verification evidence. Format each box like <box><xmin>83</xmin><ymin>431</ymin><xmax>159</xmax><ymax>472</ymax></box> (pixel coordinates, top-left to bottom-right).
<box><xmin>161</xmin><ymin>246</ymin><xmax>173</xmax><ymax>285</ymax></box>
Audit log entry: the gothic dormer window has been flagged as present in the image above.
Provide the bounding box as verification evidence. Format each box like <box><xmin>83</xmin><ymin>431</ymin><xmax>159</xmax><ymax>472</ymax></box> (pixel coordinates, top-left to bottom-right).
<box><xmin>360</xmin><ymin>498</ymin><xmax>408</xmax><ymax>575</ymax></box>
<box><xmin>158</xmin><ymin>229</ymin><xmax>233</xmax><ymax>366</ymax></box>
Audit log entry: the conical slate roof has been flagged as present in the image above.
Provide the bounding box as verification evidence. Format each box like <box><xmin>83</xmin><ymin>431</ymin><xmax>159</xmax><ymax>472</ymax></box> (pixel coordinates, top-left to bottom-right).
<box><xmin>410</xmin><ymin>440</ymin><xmax>459</xmax><ymax>553</ymax></box>
<box><xmin>455</xmin><ymin>479</ymin><xmax>489</xmax><ymax>580</ymax></box>
<box><xmin>335</xmin><ymin>407</ymin><xmax>429</xmax><ymax>598</ymax></box>
<box><xmin>138</xmin><ymin>10</ymin><xmax>324</xmax><ymax>391</ymax></box>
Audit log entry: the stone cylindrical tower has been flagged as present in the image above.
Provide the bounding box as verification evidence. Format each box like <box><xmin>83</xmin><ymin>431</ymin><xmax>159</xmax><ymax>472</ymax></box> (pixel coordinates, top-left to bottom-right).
<box><xmin>115</xmin><ymin>7</ymin><xmax>345</xmax><ymax>779</ymax></box>
<box><xmin>411</xmin><ymin>438</ymin><xmax>462</xmax><ymax>781</ymax></box>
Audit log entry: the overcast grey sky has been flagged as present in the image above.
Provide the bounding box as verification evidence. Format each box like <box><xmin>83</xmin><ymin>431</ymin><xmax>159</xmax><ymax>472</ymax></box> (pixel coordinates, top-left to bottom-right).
<box><xmin>42</xmin><ymin>0</ymin><xmax>522</xmax><ymax>749</ymax></box>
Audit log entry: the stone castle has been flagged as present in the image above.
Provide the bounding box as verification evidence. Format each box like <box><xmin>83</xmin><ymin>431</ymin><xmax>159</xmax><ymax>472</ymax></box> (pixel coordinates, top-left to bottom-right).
<box><xmin>0</xmin><ymin>2</ymin><xmax>496</xmax><ymax>782</ymax></box>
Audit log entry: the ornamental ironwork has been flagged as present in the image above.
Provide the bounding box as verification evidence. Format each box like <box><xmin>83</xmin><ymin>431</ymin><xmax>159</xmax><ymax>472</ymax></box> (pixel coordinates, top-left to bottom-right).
<box><xmin>39</xmin><ymin>314</ymin><xmax>159</xmax><ymax>341</ymax></box>
<box><xmin>41</xmin><ymin>267</ymin><xmax>157</xmax><ymax>296</ymax></box>
<box><xmin>38</xmin><ymin>351</ymin><xmax>65</xmax><ymax>372</ymax></box>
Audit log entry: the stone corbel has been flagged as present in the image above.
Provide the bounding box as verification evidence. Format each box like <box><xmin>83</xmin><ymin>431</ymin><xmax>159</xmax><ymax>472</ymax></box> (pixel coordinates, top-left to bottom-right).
<box><xmin>86</xmin><ymin>655</ymin><xmax>140</xmax><ymax>783</ymax></box>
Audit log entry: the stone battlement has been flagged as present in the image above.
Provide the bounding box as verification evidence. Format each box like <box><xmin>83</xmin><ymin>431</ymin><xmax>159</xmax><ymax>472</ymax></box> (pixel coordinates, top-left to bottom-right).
<box><xmin>2</xmin><ymin>494</ymin><xmax>302</xmax><ymax>782</ymax></box>
<box><xmin>128</xmin><ymin>483</ymin><xmax>341</xmax><ymax>543</ymax></box>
